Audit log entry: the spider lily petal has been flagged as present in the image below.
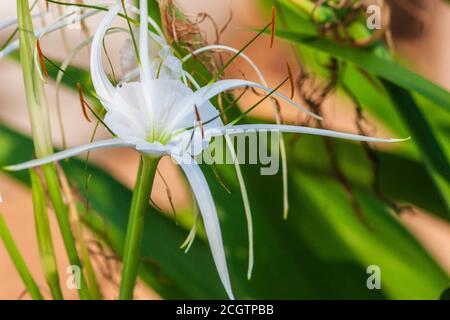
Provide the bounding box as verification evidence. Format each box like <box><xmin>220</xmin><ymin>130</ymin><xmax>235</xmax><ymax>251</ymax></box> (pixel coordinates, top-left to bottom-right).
<box><xmin>139</xmin><ymin>0</ymin><xmax>156</xmax><ymax>129</ymax></box>
<box><xmin>206</xmin><ymin>124</ymin><xmax>410</xmax><ymax>143</ymax></box>
<box><xmin>178</xmin><ymin>69</ymin><xmax>255</xmax><ymax>279</ymax></box>
<box><xmin>127</xmin><ymin>3</ymin><xmax>166</xmax><ymax>42</ymax></box>
<box><xmin>0</xmin><ymin>11</ymin><xmax>46</xmax><ymax>30</ymax></box>
<box><xmin>168</xmin><ymin>79</ymin><xmax>321</xmax><ymax>133</ymax></box>
<box><xmin>90</xmin><ymin>2</ymin><xmax>122</xmax><ymax>102</ymax></box>
<box><xmin>173</xmin><ymin>155</ymin><xmax>235</xmax><ymax>300</ymax></box>
<box><xmin>0</xmin><ymin>9</ymin><xmax>99</xmax><ymax>59</ymax></box>
<box><xmin>4</xmin><ymin>138</ymin><xmax>142</xmax><ymax>171</ymax></box>
<box><xmin>183</xmin><ymin>43</ymin><xmax>291</xmax><ymax>223</ymax></box>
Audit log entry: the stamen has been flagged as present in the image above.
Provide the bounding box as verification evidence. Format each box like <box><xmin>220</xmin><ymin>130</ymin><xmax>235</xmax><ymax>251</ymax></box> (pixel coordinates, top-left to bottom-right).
<box><xmin>36</xmin><ymin>39</ymin><xmax>49</xmax><ymax>79</ymax></box>
<box><xmin>121</xmin><ymin>0</ymin><xmax>140</xmax><ymax>64</ymax></box>
<box><xmin>270</xmin><ymin>6</ymin><xmax>276</xmax><ymax>49</ymax></box>
<box><xmin>77</xmin><ymin>82</ymin><xmax>92</xmax><ymax>123</ymax></box>
<box><xmin>157</xmin><ymin>168</ymin><xmax>177</xmax><ymax>222</ymax></box>
<box><xmin>229</xmin><ymin>77</ymin><xmax>289</xmax><ymax>125</ymax></box>
<box><xmin>209</xmin><ymin>22</ymin><xmax>272</xmax><ymax>84</ymax></box>
<box><xmin>286</xmin><ymin>62</ymin><xmax>295</xmax><ymax>99</ymax></box>
<box><xmin>211</xmin><ymin>163</ymin><xmax>232</xmax><ymax>194</ymax></box>
<box><xmin>194</xmin><ymin>104</ymin><xmax>205</xmax><ymax>139</ymax></box>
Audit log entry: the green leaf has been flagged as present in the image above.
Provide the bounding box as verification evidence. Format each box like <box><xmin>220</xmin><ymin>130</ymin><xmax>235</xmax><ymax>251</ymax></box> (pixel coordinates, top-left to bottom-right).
<box><xmin>274</xmin><ymin>29</ymin><xmax>450</xmax><ymax>113</ymax></box>
<box><xmin>30</xmin><ymin>169</ymin><xmax>64</xmax><ymax>300</ymax></box>
<box><xmin>205</xmin><ymin>134</ymin><xmax>449</xmax><ymax>298</ymax></box>
<box><xmin>382</xmin><ymin>81</ymin><xmax>450</xmax><ymax>215</ymax></box>
<box><xmin>1</xmin><ymin>121</ymin><xmax>448</xmax><ymax>299</ymax></box>
<box><xmin>288</xmin><ymin>134</ymin><xmax>448</xmax><ymax>217</ymax></box>
<box><xmin>0</xmin><ymin>123</ymin><xmax>229</xmax><ymax>299</ymax></box>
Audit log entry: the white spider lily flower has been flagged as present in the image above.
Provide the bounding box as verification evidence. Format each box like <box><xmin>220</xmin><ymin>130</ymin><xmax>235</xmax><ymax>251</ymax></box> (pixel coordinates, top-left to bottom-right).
<box><xmin>120</xmin><ymin>31</ymin><xmax>182</xmax><ymax>81</ymax></box>
<box><xmin>5</xmin><ymin>0</ymin><xmax>408</xmax><ymax>299</ymax></box>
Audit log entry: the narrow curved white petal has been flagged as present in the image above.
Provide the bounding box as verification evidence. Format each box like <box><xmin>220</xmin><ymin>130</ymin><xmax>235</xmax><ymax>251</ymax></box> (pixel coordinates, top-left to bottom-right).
<box><xmin>127</xmin><ymin>3</ymin><xmax>166</xmax><ymax>43</ymax></box>
<box><xmin>0</xmin><ymin>11</ymin><xmax>47</xmax><ymax>31</ymax></box>
<box><xmin>173</xmin><ymin>156</ymin><xmax>235</xmax><ymax>300</ymax></box>
<box><xmin>168</xmin><ymin>79</ymin><xmax>320</xmax><ymax>132</ymax></box>
<box><xmin>180</xmin><ymin>197</ymin><xmax>200</xmax><ymax>253</ymax></box>
<box><xmin>139</xmin><ymin>0</ymin><xmax>155</xmax><ymax>128</ymax></box>
<box><xmin>0</xmin><ymin>9</ymin><xmax>99</xmax><ymax>59</ymax></box>
<box><xmin>207</xmin><ymin>124</ymin><xmax>409</xmax><ymax>143</ymax></box>
<box><xmin>183</xmin><ymin>44</ymin><xmax>290</xmax><ymax>218</ymax></box>
<box><xmin>0</xmin><ymin>16</ymin><xmax>19</xmax><ymax>30</ymax></box>
<box><xmin>90</xmin><ymin>2</ymin><xmax>121</xmax><ymax>102</ymax></box>
<box><xmin>179</xmin><ymin>70</ymin><xmax>254</xmax><ymax>275</ymax></box>
<box><xmin>4</xmin><ymin>138</ymin><xmax>139</xmax><ymax>171</ymax></box>
<box><xmin>182</xmin><ymin>45</ymin><xmax>265</xmax><ymax>81</ymax></box>
<box><xmin>139</xmin><ymin>0</ymin><xmax>152</xmax><ymax>84</ymax></box>
<box><xmin>225</xmin><ymin>136</ymin><xmax>254</xmax><ymax>280</ymax></box>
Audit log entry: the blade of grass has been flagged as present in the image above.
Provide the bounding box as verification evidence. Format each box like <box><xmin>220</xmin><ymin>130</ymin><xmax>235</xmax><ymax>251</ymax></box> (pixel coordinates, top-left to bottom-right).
<box><xmin>30</xmin><ymin>169</ymin><xmax>64</xmax><ymax>300</ymax></box>
<box><xmin>382</xmin><ymin>81</ymin><xmax>450</xmax><ymax>214</ymax></box>
<box><xmin>57</xmin><ymin>165</ymin><xmax>102</xmax><ymax>299</ymax></box>
<box><xmin>17</xmin><ymin>0</ymin><xmax>91</xmax><ymax>299</ymax></box>
<box><xmin>0</xmin><ymin>212</ymin><xmax>44</xmax><ymax>300</ymax></box>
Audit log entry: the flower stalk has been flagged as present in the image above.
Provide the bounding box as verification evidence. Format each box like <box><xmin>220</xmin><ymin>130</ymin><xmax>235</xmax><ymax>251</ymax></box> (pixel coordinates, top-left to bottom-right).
<box><xmin>119</xmin><ymin>156</ymin><xmax>160</xmax><ymax>300</ymax></box>
<box><xmin>30</xmin><ymin>169</ymin><xmax>63</xmax><ymax>300</ymax></box>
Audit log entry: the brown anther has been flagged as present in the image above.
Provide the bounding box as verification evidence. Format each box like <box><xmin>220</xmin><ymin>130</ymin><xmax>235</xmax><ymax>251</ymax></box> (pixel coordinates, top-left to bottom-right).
<box><xmin>270</xmin><ymin>6</ymin><xmax>276</xmax><ymax>48</ymax></box>
<box><xmin>286</xmin><ymin>62</ymin><xmax>295</xmax><ymax>99</ymax></box>
<box><xmin>77</xmin><ymin>83</ymin><xmax>92</xmax><ymax>123</ymax></box>
<box><xmin>36</xmin><ymin>39</ymin><xmax>49</xmax><ymax>79</ymax></box>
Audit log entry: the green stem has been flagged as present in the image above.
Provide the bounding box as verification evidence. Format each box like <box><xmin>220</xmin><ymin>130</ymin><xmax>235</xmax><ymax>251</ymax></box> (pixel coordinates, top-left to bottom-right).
<box><xmin>0</xmin><ymin>212</ymin><xmax>44</xmax><ymax>300</ymax></box>
<box><xmin>119</xmin><ymin>156</ymin><xmax>159</xmax><ymax>300</ymax></box>
<box><xmin>42</xmin><ymin>165</ymin><xmax>92</xmax><ymax>300</ymax></box>
<box><xmin>30</xmin><ymin>169</ymin><xmax>63</xmax><ymax>300</ymax></box>
<box><xmin>17</xmin><ymin>0</ymin><xmax>91</xmax><ymax>300</ymax></box>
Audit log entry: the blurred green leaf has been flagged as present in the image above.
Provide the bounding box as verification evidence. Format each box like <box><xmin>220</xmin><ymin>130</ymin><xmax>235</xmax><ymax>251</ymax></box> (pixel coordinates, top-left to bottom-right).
<box><xmin>1</xmin><ymin>122</ymin><xmax>448</xmax><ymax>299</ymax></box>
<box><xmin>274</xmin><ymin>29</ymin><xmax>450</xmax><ymax>113</ymax></box>
<box><xmin>382</xmin><ymin>81</ymin><xmax>450</xmax><ymax>214</ymax></box>
<box><xmin>0</xmin><ymin>123</ymin><xmax>229</xmax><ymax>299</ymax></box>
<box><xmin>263</xmin><ymin>4</ymin><xmax>450</xmax><ymax>217</ymax></box>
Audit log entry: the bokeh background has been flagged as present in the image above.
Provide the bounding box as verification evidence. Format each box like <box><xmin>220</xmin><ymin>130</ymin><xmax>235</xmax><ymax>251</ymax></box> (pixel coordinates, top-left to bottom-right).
<box><xmin>0</xmin><ymin>0</ymin><xmax>449</xmax><ymax>299</ymax></box>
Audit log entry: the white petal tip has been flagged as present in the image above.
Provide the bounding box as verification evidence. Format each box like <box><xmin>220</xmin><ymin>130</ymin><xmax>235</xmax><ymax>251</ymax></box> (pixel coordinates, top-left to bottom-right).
<box><xmin>397</xmin><ymin>136</ymin><xmax>411</xmax><ymax>142</ymax></box>
<box><xmin>283</xmin><ymin>207</ymin><xmax>289</xmax><ymax>220</ymax></box>
<box><xmin>383</xmin><ymin>137</ymin><xmax>411</xmax><ymax>143</ymax></box>
<box><xmin>313</xmin><ymin>114</ymin><xmax>323</xmax><ymax>121</ymax></box>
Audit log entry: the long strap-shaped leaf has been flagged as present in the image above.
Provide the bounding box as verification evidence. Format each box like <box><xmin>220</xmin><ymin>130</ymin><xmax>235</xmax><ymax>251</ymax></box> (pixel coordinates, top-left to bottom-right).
<box><xmin>382</xmin><ymin>81</ymin><xmax>450</xmax><ymax>214</ymax></box>
<box><xmin>274</xmin><ymin>29</ymin><xmax>450</xmax><ymax>114</ymax></box>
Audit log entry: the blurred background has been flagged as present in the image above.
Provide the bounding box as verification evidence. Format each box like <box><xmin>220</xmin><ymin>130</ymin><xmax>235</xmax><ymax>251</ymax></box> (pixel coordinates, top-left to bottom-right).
<box><xmin>0</xmin><ymin>0</ymin><xmax>449</xmax><ymax>299</ymax></box>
